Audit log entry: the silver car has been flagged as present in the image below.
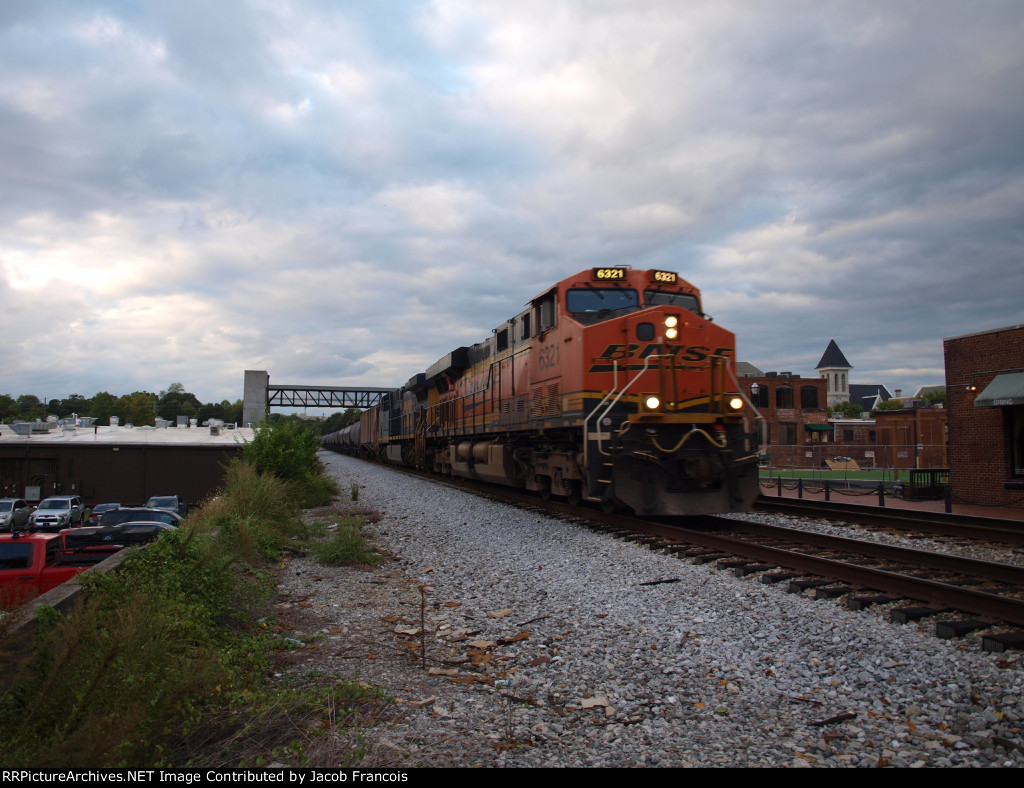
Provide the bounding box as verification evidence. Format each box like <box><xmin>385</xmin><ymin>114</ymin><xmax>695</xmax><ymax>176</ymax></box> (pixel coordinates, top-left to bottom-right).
<box><xmin>29</xmin><ymin>495</ymin><xmax>85</xmax><ymax>531</ymax></box>
<box><xmin>0</xmin><ymin>498</ymin><xmax>32</xmax><ymax>532</ymax></box>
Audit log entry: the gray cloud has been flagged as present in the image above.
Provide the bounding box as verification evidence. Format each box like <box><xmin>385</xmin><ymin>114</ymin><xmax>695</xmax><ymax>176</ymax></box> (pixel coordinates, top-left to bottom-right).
<box><xmin>1</xmin><ymin>0</ymin><xmax>1022</xmax><ymax>405</ymax></box>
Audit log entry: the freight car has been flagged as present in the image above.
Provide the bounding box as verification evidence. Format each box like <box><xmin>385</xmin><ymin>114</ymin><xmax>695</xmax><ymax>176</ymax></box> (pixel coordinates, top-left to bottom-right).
<box><xmin>323</xmin><ymin>267</ymin><xmax>759</xmax><ymax>516</ymax></box>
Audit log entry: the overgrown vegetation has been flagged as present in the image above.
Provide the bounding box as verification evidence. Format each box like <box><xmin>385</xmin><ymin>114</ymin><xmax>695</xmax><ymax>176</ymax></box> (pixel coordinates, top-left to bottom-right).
<box><xmin>0</xmin><ymin>424</ymin><xmax>386</xmax><ymax>767</ymax></box>
<box><xmin>306</xmin><ymin>517</ymin><xmax>384</xmax><ymax>568</ymax></box>
<box><xmin>0</xmin><ymin>527</ymin><xmax>271</xmax><ymax>766</ymax></box>
<box><xmin>241</xmin><ymin>418</ymin><xmax>340</xmax><ymax>507</ymax></box>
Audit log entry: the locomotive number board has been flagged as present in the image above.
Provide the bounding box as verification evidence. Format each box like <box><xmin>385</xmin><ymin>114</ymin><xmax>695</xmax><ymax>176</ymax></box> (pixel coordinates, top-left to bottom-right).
<box><xmin>651</xmin><ymin>270</ymin><xmax>678</xmax><ymax>284</ymax></box>
<box><xmin>592</xmin><ymin>267</ymin><xmax>627</xmax><ymax>280</ymax></box>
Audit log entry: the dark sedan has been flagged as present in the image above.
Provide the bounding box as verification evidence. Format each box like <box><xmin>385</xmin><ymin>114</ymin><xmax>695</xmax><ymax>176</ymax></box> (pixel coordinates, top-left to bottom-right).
<box><xmin>87</xmin><ymin>503</ymin><xmax>122</xmax><ymax>526</ymax></box>
<box><xmin>99</xmin><ymin>508</ymin><xmax>183</xmax><ymax>528</ymax></box>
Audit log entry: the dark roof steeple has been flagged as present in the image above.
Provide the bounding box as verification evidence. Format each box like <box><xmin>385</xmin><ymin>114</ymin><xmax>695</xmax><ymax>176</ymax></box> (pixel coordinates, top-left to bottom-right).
<box><xmin>816</xmin><ymin>339</ymin><xmax>852</xmax><ymax>370</ymax></box>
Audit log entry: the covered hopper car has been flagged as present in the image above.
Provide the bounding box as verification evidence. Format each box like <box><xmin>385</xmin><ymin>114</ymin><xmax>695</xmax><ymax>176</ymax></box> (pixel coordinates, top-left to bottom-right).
<box><xmin>323</xmin><ymin>267</ymin><xmax>759</xmax><ymax>516</ymax></box>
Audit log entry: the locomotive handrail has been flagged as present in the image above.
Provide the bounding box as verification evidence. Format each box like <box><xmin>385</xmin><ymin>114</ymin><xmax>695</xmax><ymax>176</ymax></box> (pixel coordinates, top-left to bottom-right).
<box><xmin>586</xmin><ymin>354</ymin><xmax>675</xmax><ymax>460</ymax></box>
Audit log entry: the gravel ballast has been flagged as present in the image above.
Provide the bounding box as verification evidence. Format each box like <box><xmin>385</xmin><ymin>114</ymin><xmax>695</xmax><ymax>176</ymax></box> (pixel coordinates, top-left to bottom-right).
<box><xmin>277</xmin><ymin>453</ymin><xmax>1024</xmax><ymax>768</ymax></box>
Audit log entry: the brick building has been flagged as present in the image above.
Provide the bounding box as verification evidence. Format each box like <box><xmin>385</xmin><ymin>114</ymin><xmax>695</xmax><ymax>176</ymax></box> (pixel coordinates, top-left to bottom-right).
<box><xmin>873</xmin><ymin>406</ymin><xmax>948</xmax><ymax>471</ymax></box>
<box><xmin>944</xmin><ymin>324</ymin><xmax>1024</xmax><ymax>510</ymax></box>
<box><xmin>740</xmin><ymin>369</ymin><xmax>829</xmax><ymax>466</ymax></box>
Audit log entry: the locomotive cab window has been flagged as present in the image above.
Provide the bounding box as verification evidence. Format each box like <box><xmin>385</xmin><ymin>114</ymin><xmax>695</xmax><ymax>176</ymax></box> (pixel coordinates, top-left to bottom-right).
<box><xmin>496</xmin><ymin>328</ymin><xmax>509</xmax><ymax>352</ymax></box>
<box><xmin>566</xmin><ymin>288</ymin><xmax>639</xmax><ymax>325</ymax></box>
<box><xmin>644</xmin><ymin>290</ymin><xmax>701</xmax><ymax>314</ymax></box>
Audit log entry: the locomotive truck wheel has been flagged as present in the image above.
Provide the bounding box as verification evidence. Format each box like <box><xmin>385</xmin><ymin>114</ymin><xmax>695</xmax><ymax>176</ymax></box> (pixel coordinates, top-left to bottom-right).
<box><xmin>600</xmin><ymin>497</ymin><xmax>618</xmax><ymax>514</ymax></box>
<box><xmin>566</xmin><ymin>481</ymin><xmax>582</xmax><ymax>507</ymax></box>
<box><xmin>538</xmin><ymin>477</ymin><xmax>552</xmax><ymax>500</ymax></box>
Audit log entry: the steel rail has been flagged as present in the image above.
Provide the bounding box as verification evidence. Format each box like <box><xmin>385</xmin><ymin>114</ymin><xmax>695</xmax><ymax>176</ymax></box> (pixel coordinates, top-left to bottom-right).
<box><xmin>754</xmin><ymin>496</ymin><xmax>1024</xmax><ymax>544</ymax></box>
<box><xmin>643</xmin><ymin>523</ymin><xmax>1024</xmax><ymax>626</ymax></box>
<box><xmin>724</xmin><ymin>520</ymin><xmax>1024</xmax><ymax>584</ymax></box>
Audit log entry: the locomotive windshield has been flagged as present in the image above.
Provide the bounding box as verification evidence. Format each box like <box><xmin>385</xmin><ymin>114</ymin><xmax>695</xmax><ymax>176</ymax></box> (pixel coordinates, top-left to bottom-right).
<box><xmin>644</xmin><ymin>289</ymin><xmax>701</xmax><ymax>314</ymax></box>
<box><xmin>567</xmin><ymin>288</ymin><xmax>640</xmax><ymax>324</ymax></box>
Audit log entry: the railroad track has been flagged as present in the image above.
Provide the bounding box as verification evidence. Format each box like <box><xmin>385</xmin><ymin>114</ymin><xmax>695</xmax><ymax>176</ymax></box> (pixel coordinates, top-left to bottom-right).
<box><xmin>754</xmin><ymin>495</ymin><xmax>1024</xmax><ymax>544</ymax></box>
<box><xmin>338</xmin><ymin>458</ymin><xmax>1024</xmax><ymax>650</ymax></box>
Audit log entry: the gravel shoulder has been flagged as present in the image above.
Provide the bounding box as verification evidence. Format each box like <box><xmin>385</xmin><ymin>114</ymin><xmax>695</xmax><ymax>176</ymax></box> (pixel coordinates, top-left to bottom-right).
<box><xmin>275</xmin><ymin>453</ymin><xmax>1024</xmax><ymax>768</ymax></box>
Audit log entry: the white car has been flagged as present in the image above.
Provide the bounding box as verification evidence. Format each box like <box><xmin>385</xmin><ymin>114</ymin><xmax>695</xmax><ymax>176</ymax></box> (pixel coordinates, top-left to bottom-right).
<box><xmin>0</xmin><ymin>499</ymin><xmax>32</xmax><ymax>532</ymax></box>
<box><xmin>29</xmin><ymin>496</ymin><xmax>85</xmax><ymax>531</ymax></box>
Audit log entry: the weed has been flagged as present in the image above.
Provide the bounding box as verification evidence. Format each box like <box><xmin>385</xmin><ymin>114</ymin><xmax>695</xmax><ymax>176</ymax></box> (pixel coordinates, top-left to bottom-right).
<box><xmin>308</xmin><ymin>518</ymin><xmax>383</xmax><ymax>567</ymax></box>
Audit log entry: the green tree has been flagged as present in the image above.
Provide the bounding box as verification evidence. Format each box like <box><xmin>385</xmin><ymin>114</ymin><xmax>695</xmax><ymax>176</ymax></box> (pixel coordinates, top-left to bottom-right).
<box><xmin>65</xmin><ymin>394</ymin><xmax>90</xmax><ymax>417</ymax></box>
<box><xmin>0</xmin><ymin>394</ymin><xmax>17</xmax><ymax>422</ymax></box>
<box><xmin>197</xmin><ymin>401</ymin><xmax>226</xmax><ymax>425</ymax></box>
<box><xmin>242</xmin><ymin>419</ymin><xmax>320</xmax><ymax>481</ymax></box>
<box><xmin>16</xmin><ymin>395</ymin><xmax>44</xmax><ymax>419</ymax></box>
<box><xmin>116</xmin><ymin>392</ymin><xmax>156</xmax><ymax>426</ymax></box>
<box><xmin>222</xmin><ymin>399</ymin><xmax>244</xmax><ymax>426</ymax></box>
<box><xmin>156</xmin><ymin>382</ymin><xmax>202</xmax><ymax>421</ymax></box>
<box><xmin>90</xmin><ymin>391</ymin><xmax>116</xmax><ymax>425</ymax></box>
<box><xmin>827</xmin><ymin>401</ymin><xmax>862</xmax><ymax>418</ymax></box>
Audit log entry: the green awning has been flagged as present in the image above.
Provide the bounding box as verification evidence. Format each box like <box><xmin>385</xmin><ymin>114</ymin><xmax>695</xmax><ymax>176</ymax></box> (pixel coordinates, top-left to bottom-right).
<box><xmin>804</xmin><ymin>424</ymin><xmax>834</xmax><ymax>432</ymax></box>
<box><xmin>974</xmin><ymin>372</ymin><xmax>1024</xmax><ymax>407</ymax></box>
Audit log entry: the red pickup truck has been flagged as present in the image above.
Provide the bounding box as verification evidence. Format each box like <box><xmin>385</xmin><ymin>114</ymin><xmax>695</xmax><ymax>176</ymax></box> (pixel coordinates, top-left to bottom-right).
<box><xmin>0</xmin><ymin>532</ymin><xmax>123</xmax><ymax>606</ymax></box>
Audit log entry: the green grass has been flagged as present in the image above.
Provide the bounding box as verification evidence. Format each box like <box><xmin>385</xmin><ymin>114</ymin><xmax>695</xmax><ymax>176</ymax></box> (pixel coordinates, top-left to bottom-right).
<box><xmin>306</xmin><ymin>516</ymin><xmax>384</xmax><ymax>568</ymax></box>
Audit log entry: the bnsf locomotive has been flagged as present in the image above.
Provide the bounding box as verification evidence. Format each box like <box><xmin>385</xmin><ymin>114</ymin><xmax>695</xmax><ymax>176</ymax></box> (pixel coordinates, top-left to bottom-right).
<box><xmin>323</xmin><ymin>267</ymin><xmax>759</xmax><ymax>516</ymax></box>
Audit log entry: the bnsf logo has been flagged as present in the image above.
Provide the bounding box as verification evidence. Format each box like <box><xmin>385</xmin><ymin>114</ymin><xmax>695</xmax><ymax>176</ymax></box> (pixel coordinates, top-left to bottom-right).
<box><xmin>588</xmin><ymin>343</ymin><xmax>733</xmax><ymax>372</ymax></box>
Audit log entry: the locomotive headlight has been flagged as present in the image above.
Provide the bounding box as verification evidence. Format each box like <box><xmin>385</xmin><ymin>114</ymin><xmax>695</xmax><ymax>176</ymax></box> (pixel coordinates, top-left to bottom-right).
<box><xmin>729</xmin><ymin>396</ymin><xmax>744</xmax><ymax>411</ymax></box>
<box><xmin>664</xmin><ymin>316</ymin><xmax>678</xmax><ymax>328</ymax></box>
<box><xmin>645</xmin><ymin>396</ymin><xmax>661</xmax><ymax>411</ymax></box>
<box><xmin>665</xmin><ymin>327</ymin><xmax>679</xmax><ymax>340</ymax></box>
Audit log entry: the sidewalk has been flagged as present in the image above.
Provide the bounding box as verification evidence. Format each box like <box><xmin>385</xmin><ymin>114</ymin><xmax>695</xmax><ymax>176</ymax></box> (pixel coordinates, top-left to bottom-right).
<box><xmin>758</xmin><ymin>478</ymin><xmax>1024</xmax><ymax>523</ymax></box>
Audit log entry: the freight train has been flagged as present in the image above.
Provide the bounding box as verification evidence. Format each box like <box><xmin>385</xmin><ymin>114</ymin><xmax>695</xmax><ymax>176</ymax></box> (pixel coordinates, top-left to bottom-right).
<box><xmin>323</xmin><ymin>267</ymin><xmax>759</xmax><ymax>516</ymax></box>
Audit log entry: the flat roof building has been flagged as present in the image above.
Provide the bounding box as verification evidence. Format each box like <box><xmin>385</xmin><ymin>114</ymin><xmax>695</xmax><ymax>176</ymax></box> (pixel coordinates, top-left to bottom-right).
<box><xmin>0</xmin><ymin>422</ymin><xmax>255</xmax><ymax>508</ymax></box>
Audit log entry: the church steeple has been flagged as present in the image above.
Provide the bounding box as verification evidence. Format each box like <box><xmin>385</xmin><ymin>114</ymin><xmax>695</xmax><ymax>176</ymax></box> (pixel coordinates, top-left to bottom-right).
<box><xmin>816</xmin><ymin>339</ymin><xmax>852</xmax><ymax>407</ymax></box>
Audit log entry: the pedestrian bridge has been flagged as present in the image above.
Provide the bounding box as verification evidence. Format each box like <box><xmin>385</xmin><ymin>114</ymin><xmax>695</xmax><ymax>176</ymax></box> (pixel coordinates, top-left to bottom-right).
<box><xmin>242</xmin><ymin>370</ymin><xmax>395</xmax><ymax>426</ymax></box>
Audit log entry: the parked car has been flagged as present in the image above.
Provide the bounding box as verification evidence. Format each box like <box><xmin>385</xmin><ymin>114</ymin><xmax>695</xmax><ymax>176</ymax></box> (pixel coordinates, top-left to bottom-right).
<box><xmin>0</xmin><ymin>499</ymin><xmax>32</xmax><ymax>532</ymax></box>
<box><xmin>29</xmin><ymin>496</ymin><xmax>85</xmax><ymax>531</ymax></box>
<box><xmin>144</xmin><ymin>495</ymin><xmax>188</xmax><ymax>517</ymax></box>
<box><xmin>87</xmin><ymin>503</ymin><xmax>122</xmax><ymax>526</ymax></box>
<box><xmin>99</xmin><ymin>508</ymin><xmax>183</xmax><ymax>528</ymax></box>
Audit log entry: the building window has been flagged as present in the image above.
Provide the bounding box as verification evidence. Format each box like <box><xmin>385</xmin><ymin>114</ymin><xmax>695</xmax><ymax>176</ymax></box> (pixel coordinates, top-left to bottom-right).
<box><xmin>779</xmin><ymin>423</ymin><xmax>797</xmax><ymax>445</ymax></box>
<box><xmin>1012</xmin><ymin>405</ymin><xmax>1024</xmax><ymax>477</ymax></box>
<box><xmin>776</xmin><ymin>386</ymin><xmax>794</xmax><ymax>409</ymax></box>
<box><xmin>800</xmin><ymin>386</ymin><xmax>819</xmax><ymax>409</ymax></box>
<box><xmin>843</xmin><ymin>429</ymin><xmax>854</xmax><ymax>441</ymax></box>
<box><xmin>751</xmin><ymin>384</ymin><xmax>769</xmax><ymax>408</ymax></box>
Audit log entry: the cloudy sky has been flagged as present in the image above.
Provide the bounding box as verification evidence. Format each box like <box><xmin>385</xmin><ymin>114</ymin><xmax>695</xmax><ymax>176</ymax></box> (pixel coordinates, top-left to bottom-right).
<box><xmin>2</xmin><ymin>0</ymin><xmax>1022</xmax><ymax>405</ymax></box>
